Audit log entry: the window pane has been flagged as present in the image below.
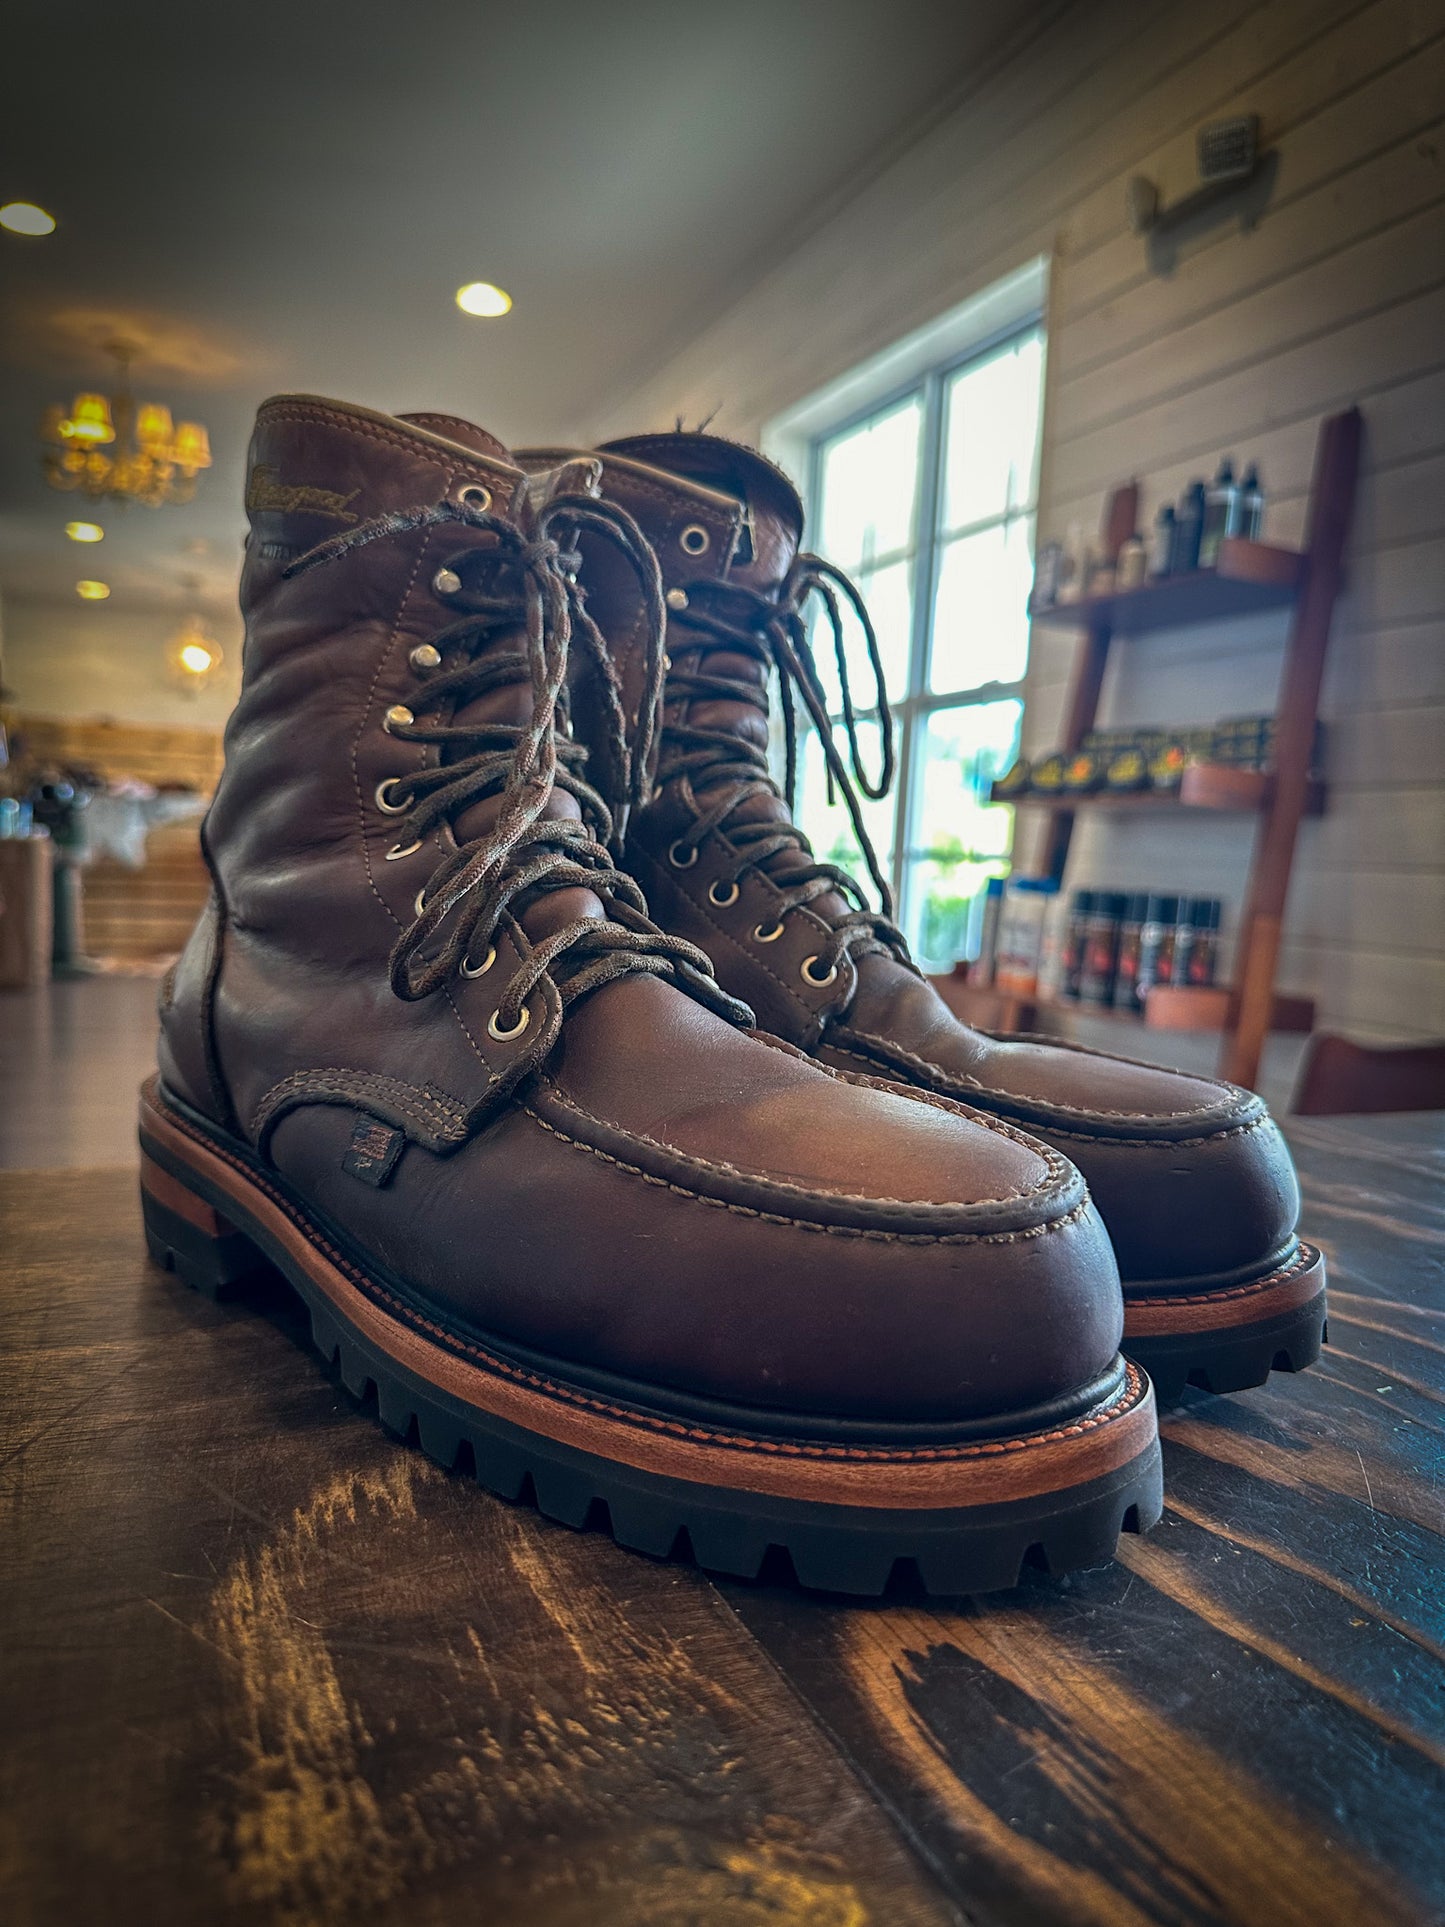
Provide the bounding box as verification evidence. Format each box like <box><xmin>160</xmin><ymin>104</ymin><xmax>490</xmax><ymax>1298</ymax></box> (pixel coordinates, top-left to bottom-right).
<box><xmin>807</xmin><ymin>555</ymin><xmax>913</xmax><ymax>713</ymax></box>
<box><xmin>904</xmin><ymin>699</ymin><xmax>1020</xmax><ymax>969</ymax></box>
<box><xmin>928</xmin><ymin>518</ymin><xmax>1034</xmax><ymax>694</ymax></box>
<box><xmin>795</xmin><ymin>715</ymin><xmax>896</xmax><ymax>890</ymax></box>
<box><xmin>815</xmin><ymin>394</ymin><xmax>923</xmax><ymax>570</ymax></box>
<box><xmin>940</xmin><ymin>331</ymin><xmax>1043</xmax><ymax>533</ymax></box>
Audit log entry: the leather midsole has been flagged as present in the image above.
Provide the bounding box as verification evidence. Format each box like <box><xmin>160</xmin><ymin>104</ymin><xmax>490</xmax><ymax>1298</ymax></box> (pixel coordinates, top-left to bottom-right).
<box><xmin>138</xmin><ymin>1081</ymin><xmax>1157</xmax><ymax>1513</ymax></box>
<box><xmin>1122</xmin><ymin>1243</ymin><xmax>1325</xmax><ymax>1337</ymax></box>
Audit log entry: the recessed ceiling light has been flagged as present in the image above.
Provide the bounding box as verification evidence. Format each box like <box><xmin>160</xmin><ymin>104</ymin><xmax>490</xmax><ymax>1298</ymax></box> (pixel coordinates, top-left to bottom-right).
<box><xmin>65</xmin><ymin>520</ymin><xmax>104</xmax><ymax>543</ymax></box>
<box><xmin>76</xmin><ymin>578</ymin><xmax>110</xmax><ymax>600</ymax></box>
<box><xmin>456</xmin><ymin>281</ymin><xmax>512</xmax><ymax>318</ymax></box>
<box><xmin>179</xmin><ymin>642</ymin><xmax>215</xmax><ymax>675</ymax></box>
<box><xmin>1</xmin><ymin>201</ymin><xmax>56</xmax><ymax>236</ymax></box>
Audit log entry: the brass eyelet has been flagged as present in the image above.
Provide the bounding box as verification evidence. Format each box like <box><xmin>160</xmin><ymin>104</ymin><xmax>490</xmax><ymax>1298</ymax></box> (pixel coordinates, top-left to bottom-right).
<box><xmin>383</xmin><ymin>704</ymin><xmax>414</xmax><ymax>733</ymax></box>
<box><xmin>460</xmin><ymin>944</ymin><xmax>496</xmax><ymax>979</ymax></box>
<box><xmin>800</xmin><ymin>954</ymin><xmax>838</xmax><ymax>988</ymax></box>
<box><xmin>488</xmin><ymin>1005</ymin><xmax>530</xmax><ymax>1041</ymax></box>
<box><xmin>459</xmin><ymin>484</ymin><xmax>492</xmax><ymax>512</ymax></box>
<box><xmin>668</xmin><ymin>840</ymin><xmax>699</xmax><ymax>869</ymax></box>
<box><xmin>754</xmin><ymin>920</ymin><xmax>785</xmax><ymax>943</ymax></box>
<box><xmin>409</xmin><ymin>643</ymin><xmax>442</xmax><ymax>672</ymax></box>
<box><xmin>414</xmin><ymin>888</ymin><xmax>430</xmax><ymax>917</ymax></box>
<box><xmin>375</xmin><ymin>777</ymin><xmax>409</xmax><ymax>815</ymax></box>
<box><xmin>432</xmin><ymin>568</ymin><xmax>461</xmax><ymax>596</ymax></box>
<box><xmin>708</xmin><ymin>879</ymin><xmax>740</xmax><ymax>907</ymax></box>
<box><xmin>679</xmin><ymin>524</ymin><xmax>710</xmax><ymax>556</ymax></box>
<box><xmin>665</xmin><ymin>588</ymin><xmax>688</xmax><ymax>612</ymax></box>
<box><xmin>385</xmin><ymin>837</ymin><xmax>423</xmax><ymax>862</ymax></box>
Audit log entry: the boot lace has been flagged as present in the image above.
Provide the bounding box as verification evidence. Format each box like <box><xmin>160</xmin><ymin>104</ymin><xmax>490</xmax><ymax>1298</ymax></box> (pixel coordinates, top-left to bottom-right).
<box><xmin>286</xmin><ymin>490</ymin><xmax>751</xmax><ymax>1093</ymax></box>
<box><xmin>660</xmin><ymin>556</ymin><xmax>916</xmax><ymax>986</ymax></box>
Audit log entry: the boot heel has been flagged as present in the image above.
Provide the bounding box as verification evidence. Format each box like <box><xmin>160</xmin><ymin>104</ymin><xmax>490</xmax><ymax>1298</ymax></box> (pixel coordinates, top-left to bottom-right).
<box><xmin>140</xmin><ymin>1152</ymin><xmax>265</xmax><ymax>1299</ymax></box>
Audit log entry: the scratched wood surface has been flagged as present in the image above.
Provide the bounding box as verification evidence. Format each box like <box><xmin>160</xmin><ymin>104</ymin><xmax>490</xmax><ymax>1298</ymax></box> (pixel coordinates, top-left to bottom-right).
<box><xmin>1</xmin><ymin>974</ymin><xmax>1441</xmax><ymax>1925</ymax></box>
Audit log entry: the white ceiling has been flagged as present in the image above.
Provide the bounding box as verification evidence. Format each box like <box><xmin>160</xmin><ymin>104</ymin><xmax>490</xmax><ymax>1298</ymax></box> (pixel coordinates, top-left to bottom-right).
<box><xmin>0</xmin><ymin>0</ymin><xmax>1040</xmax><ymax>633</ymax></box>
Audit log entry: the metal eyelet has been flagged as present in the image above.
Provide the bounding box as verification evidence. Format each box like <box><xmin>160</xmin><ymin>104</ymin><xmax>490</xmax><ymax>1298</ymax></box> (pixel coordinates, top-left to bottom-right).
<box><xmin>460</xmin><ymin>944</ymin><xmax>496</xmax><ymax>979</ymax></box>
<box><xmin>665</xmin><ymin>588</ymin><xmax>689</xmax><ymax>612</ymax></box>
<box><xmin>800</xmin><ymin>955</ymin><xmax>838</xmax><ymax>988</ymax></box>
<box><xmin>414</xmin><ymin>888</ymin><xmax>430</xmax><ymax>917</ymax></box>
<box><xmin>679</xmin><ymin>524</ymin><xmax>710</xmax><ymax>556</ymax></box>
<box><xmin>409</xmin><ymin>642</ymin><xmax>442</xmax><ymax>672</ymax></box>
<box><xmin>488</xmin><ymin>1005</ymin><xmax>530</xmax><ymax>1041</ymax></box>
<box><xmin>668</xmin><ymin>840</ymin><xmax>698</xmax><ymax>869</ymax></box>
<box><xmin>432</xmin><ymin>568</ymin><xmax>461</xmax><ymax>596</ymax></box>
<box><xmin>375</xmin><ymin>777</ymin><xmax>409</xmax><ymax>815</ymax></box>
<box><xmin>385</xmin><ymin>837</ymin><xmax>423</xmax><ymax>862</ymax></box>
<box><xmin>754</xmin><ymin>920</ymin><xmax>785</xmax><ymax>943</ymax></box>
<box><xmin>383</xmin><ymin>704</ymin><xmax>414</xmax><ymax>733</ymax></box>
<box><xmin>459</xmin><ymin>484</ymin><xmax>492</xmax><ymax>512</ymax></box>
<box><xmin>708</xmin><ymin>879</ymin><xmax>740</xmax><ymax>907</ymax></box>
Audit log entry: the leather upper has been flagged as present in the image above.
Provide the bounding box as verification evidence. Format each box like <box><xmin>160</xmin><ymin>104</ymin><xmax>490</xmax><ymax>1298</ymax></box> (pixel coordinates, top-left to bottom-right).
<box><xmin>158</xmin><ymin>396</ymin><xmax>1127</xmax><ymax>1425</ymax></box>
<box><xmin>561</xmin><ymin>429</ymin><xmax>1303</xmax><ymax>1292</ymax></box>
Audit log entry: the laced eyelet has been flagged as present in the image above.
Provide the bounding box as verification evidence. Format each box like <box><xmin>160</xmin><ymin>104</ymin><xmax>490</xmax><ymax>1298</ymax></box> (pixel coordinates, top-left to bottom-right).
<box><xmin>383</xmin><ymin>704</ymin><xmax>414</xmax><ymax>733</ymax></box>
<box><xmin>754</xmin><ymin>920</ymin><xmax>785</xmax><ymax>943</ymax></box>
<box><xmin>432</xmin><ymin>568</ymin><xmax>461</xmax><ymax>596</ymax></box>
<box><xmin>668</xmin><ymin>840</ymin><xmax>698</xmax><ymax>869</ymax></box>
<box><xmin>385</xmin><ymin>836</ymin><xmax>423</xmax><ymax>862</ymax></box>
<box><xmin>414</xmin><ymin>888</ymin><xmax>430</xmax><ymax>917</ymax></box>
<box><xmin>409</xmin><ymin>642</ymin><xmax>442</xmax><ymax>672</ymax></box>
<box><xmin>459</xmin><ymin>484</ymin><xmax>492</xmax><ymax>512</ymax></box>
<box><xmin>460</xmin><ymin>944</ymin><xmax>496</xmax><ymax>979</ymax></box>
<box><xmin>679</xmin><ymin>525</ymin><xmax>710</xmax><ymax>556</ymax></box>
<box><xmin>708</xmin><ymin>879</ymin><xmax>740</xmax><ymax>907</ymax></box>
<box><xmin>375</xmin><ymin>777</ymin><xmax>409</xmax><ymax>815</ymax></box>
<box><xmin>800</xmin><ymin>954</ymin><xmax>838</xmax><ymax>988</ymax></box>
<box><xmin>487</xmin><ymin>1005</ymin><xmax>530</xmax><ymax>1041</ymax></box>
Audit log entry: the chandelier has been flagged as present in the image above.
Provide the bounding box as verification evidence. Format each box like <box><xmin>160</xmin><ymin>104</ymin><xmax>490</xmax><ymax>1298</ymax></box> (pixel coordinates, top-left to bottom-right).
<box><xmin>41</xmin><ymin>341</ymin><xmax>211</xmax><ymax>508</ymax></box>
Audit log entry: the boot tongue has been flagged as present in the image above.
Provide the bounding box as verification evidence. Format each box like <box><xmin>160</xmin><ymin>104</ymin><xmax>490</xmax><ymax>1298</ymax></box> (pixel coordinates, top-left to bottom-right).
<box><xmin>598</xmin><ymin>431</ymin><xmax>803</xmax><ymax>595</ymax></box>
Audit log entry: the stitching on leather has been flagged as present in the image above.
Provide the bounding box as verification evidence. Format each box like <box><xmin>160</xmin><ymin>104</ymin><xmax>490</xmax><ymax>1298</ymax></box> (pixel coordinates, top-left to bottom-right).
<box><xmin>520</xmin><ymin>1102</ymin><xmax>1088</xmax><ymax>1243</ymax></box>
<box><xmin>252</xmin><ymin>1067</ymin><xmax>470</xmax><ymax>1142</ymax></box>
<box><xmin>152</xmin><ymin>1085</ymin><xmax>1146</xmax><ymax>1461</ymax></box>
<box><xmin>1126</xmin><ymin>1243</ymin><xmax>1319</xmax><ymax>1308</ymax></box>
<box><xmin>537</xmin><ymin>1077</ymin><xmax>1062</xmax><ymax>1210</ymax></box>
<box><xmin>258</xmin><ymin>405</ymin><xmax>517</xmax><ymax>481</ymax></box>
<box><xmin>983</xmin><ymin>1028</ymin><xmax>1249</xmax><ymax>1120</ymax></box>
<box><xmin>827</xmin><ymin>1035</ymin><xmax>1265</xmax><ymax>1143</ymax></box>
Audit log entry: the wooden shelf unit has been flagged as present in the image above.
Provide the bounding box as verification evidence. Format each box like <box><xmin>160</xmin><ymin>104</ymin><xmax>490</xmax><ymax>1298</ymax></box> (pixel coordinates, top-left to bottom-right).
<box><xmin>932</xmin><ymin>971</ymin><xmax>1316</xmax><ymax>1040</ymax></box>
<box><xmin>1011</xmin><ymin>408</ymin><xmax>1361</xmax><ymax>1090</ymax></box>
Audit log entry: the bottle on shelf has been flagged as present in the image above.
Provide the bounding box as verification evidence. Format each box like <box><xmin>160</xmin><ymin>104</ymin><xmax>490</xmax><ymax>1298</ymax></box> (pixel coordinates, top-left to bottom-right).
<box><xmin>1178</xmin><ymin>897</ymin><xmax>1222</xmax><ymax>986</ymax></box>
<box><xmin>1198</xmin><ymin>458</ymin><xmax>1239</xmax><ymax>568</ymax></box>
<box><xmin>1112</xmin><ymin>892</ymin><xmax>1152</xmax><ymax>1012</ymax></box>
<box><xmin>968</xmin><ymin>875</ymin><xmax>1005</xmax><ymax>986</ymax></box>
<box><xmin>1172</xmin><ymin>480</ymin><xmax>1207</xmax><ymax>572</ymax></box>
<box><xmin>1078</xmin><ymin>891</ymin><xmax>1126</xmax><ymax>1005</ymax></box>
<box><xmin>994</xmin><ymin>877</ymin><xmax>1059</xmax><ymax>997</ymax></box>
<box><xmin>1061</xmin><ymin>888</ymin><xmax>1095</xmax><ymax>1000</ymax></box>
<box><xmin>1136</xmin><ymin>893</ymin><xmax>1180</xmax><ymax>1003</ymax></box>
<box><xmin>1149</xmin><ymin>504</ymin><xmax>1176</xmax><ymax>578</ymax></box>
<box><xmin>1239</xmin><ymin>463</ymin><xmax>1265</xmax><ymax>539</ymax></box>
<box><xmin>1116</xmin><ymin>535</ymin><xmax>1148</xmax><ymax>591</ymax></box>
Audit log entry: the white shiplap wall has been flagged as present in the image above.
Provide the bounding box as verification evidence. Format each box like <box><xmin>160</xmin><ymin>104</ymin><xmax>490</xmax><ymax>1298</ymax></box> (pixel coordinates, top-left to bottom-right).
<box><xmin>583</xmin><ymin>0</ymin><xmax>1445</xmax><ymax>1047</ymax></box>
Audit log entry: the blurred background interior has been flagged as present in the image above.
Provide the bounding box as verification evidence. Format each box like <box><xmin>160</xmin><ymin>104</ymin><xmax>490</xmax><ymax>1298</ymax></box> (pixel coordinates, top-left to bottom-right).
<box><xmin>2</xmin><ymin>0</ymin><xmax>1442</xmax><ymax>1117</ymax></box>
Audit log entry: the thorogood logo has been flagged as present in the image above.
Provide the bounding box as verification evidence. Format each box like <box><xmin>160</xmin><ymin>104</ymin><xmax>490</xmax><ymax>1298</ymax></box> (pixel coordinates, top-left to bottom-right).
<box><xmin>246</xmin><ymin>463</ymin><xmax>361</xmax><ymax>522</ymax></box>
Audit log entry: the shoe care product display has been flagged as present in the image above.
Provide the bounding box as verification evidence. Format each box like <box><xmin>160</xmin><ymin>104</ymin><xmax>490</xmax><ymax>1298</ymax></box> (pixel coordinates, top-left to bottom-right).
<box><xmin>991</xmin><ymin>713</ymin><xmax>1321</xmax><ymax>802</ymax></box>
<box><xmin>1031</xmin><ymin>459</ymin><xmax>1269</xmax><ymax>610</ymax></box>
<box><xmin>140</xmin><ymin>396</ymin><xmax>1168</xmax><ymax>1596</ymax></box>
<box><xmin>1056</xmin><ymin>886</ymin><xmax>1223</xmax><ymax>1011</ymax></box>
<box><xmin>537</xmin><ymin>426</ymin><xmax>1326</xmax><ymax>1403</ymax></box>
<box><xmin>1077</xmin><ymin>891</ymin><xmax>1126</xmax><ymax>1005</ymax></box>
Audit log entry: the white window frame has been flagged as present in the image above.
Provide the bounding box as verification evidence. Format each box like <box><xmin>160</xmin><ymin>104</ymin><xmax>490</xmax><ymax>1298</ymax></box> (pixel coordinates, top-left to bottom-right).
<box><xmin>764</xmin><ymin>257</ymin><xmax>1049</xmax><ymax>954</ymax></box>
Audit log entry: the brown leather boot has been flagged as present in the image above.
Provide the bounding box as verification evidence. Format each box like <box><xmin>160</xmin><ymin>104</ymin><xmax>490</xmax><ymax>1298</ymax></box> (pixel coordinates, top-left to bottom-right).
<box><xmin>141</xmin><ymin>396</ymin><xmax>1160</xmax><ymax>1594</ymax></box>
<box><xmin>533</xmin><ymin>429</ymin><xmax>1326</xmax><ymax>1403</ymax></box>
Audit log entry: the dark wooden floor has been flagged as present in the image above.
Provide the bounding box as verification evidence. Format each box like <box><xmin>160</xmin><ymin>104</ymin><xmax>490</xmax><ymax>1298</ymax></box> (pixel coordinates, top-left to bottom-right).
<box><xmin>2</xmin><ymin>979</ymin><xmax>1442</xmax><ymax>1927</ymax></box>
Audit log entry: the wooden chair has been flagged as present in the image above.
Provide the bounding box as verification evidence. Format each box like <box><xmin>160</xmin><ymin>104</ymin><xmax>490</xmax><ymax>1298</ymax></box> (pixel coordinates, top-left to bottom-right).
<box><xmin>1292</xmin><ymin>1033</ymin><xmax>1445</xmax><ymax>1115</ymax></box>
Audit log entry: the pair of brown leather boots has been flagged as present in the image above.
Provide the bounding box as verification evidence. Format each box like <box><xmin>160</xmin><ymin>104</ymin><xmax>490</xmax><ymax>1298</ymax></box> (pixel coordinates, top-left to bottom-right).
<box><xmin>140</xmin><ymin>395</ymin><xmax>1325</xmax><ymax>1595</ymax></box>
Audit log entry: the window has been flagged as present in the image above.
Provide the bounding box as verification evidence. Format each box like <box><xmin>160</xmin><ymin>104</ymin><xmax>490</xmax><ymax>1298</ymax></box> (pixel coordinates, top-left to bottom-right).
<box><xmin>797</xmin><ymin>322</ymin><xmax>1044</xmax><ymax>969</ymax></box>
